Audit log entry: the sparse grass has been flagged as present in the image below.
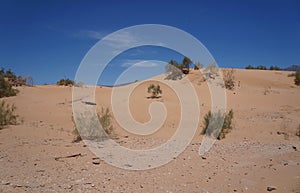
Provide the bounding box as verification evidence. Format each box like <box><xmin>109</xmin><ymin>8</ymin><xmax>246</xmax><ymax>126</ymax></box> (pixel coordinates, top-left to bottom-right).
<box><xmin>72</xmin><ymin>107</ymin><xmax>114</xmax><ymax>142</ymax></box>
<box><xmin>223</xmin><ymin>69</ymin><xmax>235</xmax><ymax>90</ymax></box>
<box><xmin>202</xmin><ymin>109</ymin><xmax>234</xmax><ymax>140</ymax></box>
<box><xmin>98</xmin><ymin>107</ymin><xmax>114</xmax><ymax>135</ymax></box>
<box><xmin>0</xmin><ymin>101</ymin><xmax>19</xmax><ymax>129</ymax></box>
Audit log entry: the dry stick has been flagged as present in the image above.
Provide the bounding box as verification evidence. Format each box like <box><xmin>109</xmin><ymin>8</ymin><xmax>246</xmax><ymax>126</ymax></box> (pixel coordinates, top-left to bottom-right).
<box><xmin>54</xmin><ymin>153</ymin><xmax>85</xmax><ymax>161</ymax></box>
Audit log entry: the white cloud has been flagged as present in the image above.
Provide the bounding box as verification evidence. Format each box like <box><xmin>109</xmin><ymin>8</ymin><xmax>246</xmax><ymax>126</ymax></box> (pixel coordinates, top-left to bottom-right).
<box><xmin>134</xmin><ymin>61</ymin><xmax>159</xmax><ymax>67</ymax></box>
<box><xmin>75</xmin><ymin>30</ymin><xmax>108</xmax><ymax>39</ymax></box>
<box><xmin>104</xmin><ymin>31</ymin><xmax>139</xmax><ymax>49</ymax></box>
<box><xmin>121</xmin><ymin>60</ymin><xmax>159</xmax><ymax>68</ymax></box>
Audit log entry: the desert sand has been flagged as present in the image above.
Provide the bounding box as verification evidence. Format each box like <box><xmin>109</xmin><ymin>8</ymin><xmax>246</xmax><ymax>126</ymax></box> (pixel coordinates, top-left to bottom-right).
<box><xmin>0</xmin><ymin>69</ymin><xmax>299</xmax><ymax>192</ymax></box>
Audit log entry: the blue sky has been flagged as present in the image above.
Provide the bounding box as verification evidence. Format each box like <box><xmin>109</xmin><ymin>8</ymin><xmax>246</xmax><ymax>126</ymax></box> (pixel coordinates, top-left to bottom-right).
<box><xmin>0</xmin><ymin>0</ymin><xmax>299</xmax><ymax>85</ymax></box>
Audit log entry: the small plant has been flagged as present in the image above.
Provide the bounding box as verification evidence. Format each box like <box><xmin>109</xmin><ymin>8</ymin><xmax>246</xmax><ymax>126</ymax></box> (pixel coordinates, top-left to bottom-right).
<box><xmin>263</xmin><ymin>86</ymin><xmax>271</xmax><ymax>95</ymax></box>
<box><xmin>201</xmin><ymin>109</ymin><xmax>234</xmax><ymax>140</ymax></box>
<box><xmin>294</xmin><ymin>71</ymin><xmax>300</xmax><ymax>86</ymax></box>
<box><xmin>0</xmin><ymin>101</ymin><xmax>19</xmax><ymax>129</ymax></box>
<box><xmin>223</xmin><ymin>69</ymin><xmax>235</xmax><ymax>90</ymax></box>
<box><xmin>56</xmin><ymin>78</ymin><xmax>75</xmax><ymax>86</ymax></box>
<box><xmin>98</xmin><ymin>107</ymin><xmax>114</xmax><ymax>135</ymax></box>
<box><xmin>147</xmin><ymin>84</ymin><xmax>162</xmax><ymax>98</ymax></box>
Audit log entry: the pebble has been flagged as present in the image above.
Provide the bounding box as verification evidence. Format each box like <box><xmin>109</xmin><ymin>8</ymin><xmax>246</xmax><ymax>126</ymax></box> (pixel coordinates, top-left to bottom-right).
<box><xmin>92</xmin><ymin>158</ymin><xmax>101</xmax><ymax>165</ymax></box>
<box><xmin>267</xmin><ymin>186</ymin><xmax>277</xmax><ymax>191</ymax></box>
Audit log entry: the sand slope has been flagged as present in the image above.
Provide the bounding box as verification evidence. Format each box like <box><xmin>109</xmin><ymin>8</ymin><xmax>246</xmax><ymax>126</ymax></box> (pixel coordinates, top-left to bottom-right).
<box><xmin>0</xmin><ymin>69</ymin><xmax>299</xmax><ymax>192</ymax></box>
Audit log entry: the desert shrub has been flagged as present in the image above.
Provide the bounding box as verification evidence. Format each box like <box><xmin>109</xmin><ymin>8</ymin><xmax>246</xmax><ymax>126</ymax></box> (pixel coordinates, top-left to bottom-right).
<box><xmin>269</xmin><ymin>65</ymin><xmax>281</xmax><ymax>71</ymax></box>
<box><xmin>223</xmin><ymin>69</ymin><xmax>235</xmax><ymax>90</ymax></box>
<box><xmin>0</xmin><ymin>68</ymin><xmax>20</xmax><ymax>98</ymax></box>
<box><xmin>245</xmin><ymin>65</ymin><xmax>255</xmax><ymax>69</ymax></box>
<box><xmin>294</xmin><ymin>71</ymin><xmax>300</xmax><ymax>85</ymax></box>
<box><xmin>0</xmin><ymin>67</ymin><xmax>27</xmax><ymax>87</ymax></box>
<box><xmin>287</xmin><ymin>72</ymin><xmax>295</xmax><ymax>77</ymax></box>
<box><xmin>147</xmin><ymin>84</ymin><xmax>162</xmax><ymax>98</ymax></box>
<box><xmin>245</xmin><ymin>65</ymin><xmax>267</xmax><ymax>70</ymax></box>
<box><xmin>0</xmin><ymin>101</ymin><xmax>18</xmax><ymax>129</ymax></box>
<box><xmin>56</xmin><ymin>78</ymin><xmax>75</xmax><ymax>86</ymax></box>
<box><xmin>72</xmin><ymin>107</ymin><xmax>114</xmax><ymax>142</ymax></box>
<box><xmin>201</xmin><ymin>109</ymin><xmax>234</xmax><ymax>140</ymax></box>
<box><xmin>257</xmin><ymin>65</ymin><xmax>267</xmax><ymax>70</ymax></box>
<box><xmin>98</xmin><ymin>107</ymin><xmax>114</xmax><ymax>135</ymax></box>
<box><xmin>0</xmin><ymin>77</ymin><xmax>18</xmax><ymax>98</ymax></box>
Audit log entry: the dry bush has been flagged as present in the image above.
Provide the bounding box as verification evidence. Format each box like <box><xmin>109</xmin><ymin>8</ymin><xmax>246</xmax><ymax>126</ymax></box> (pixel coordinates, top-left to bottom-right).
<box><xmin>0</xmin><ymin>101</ymin><xmax>19</xmax><ymax>129</ymax></box>
<box><xmin>98</xmin><ymin>107</ymin><xmax>114</xmax><ymax>135</ymax></box>
<box><xmin>202</xmin><ymin>109</ymin><xmax>234</xmax><ymax>140</ymax></box>
<box><xmin>223</xmin><ymin>69</ymin><xmax>235</xmax><ymax>90</ymax></box>
<box><xmin>72</xmin><ymin>107</ymin><xmax>114</xmax><ymax>143</ymax></box>
<box><xmin>263</xmin><ymin>86</ymin><xmax>271</xmax><ymax>95</ymax></box>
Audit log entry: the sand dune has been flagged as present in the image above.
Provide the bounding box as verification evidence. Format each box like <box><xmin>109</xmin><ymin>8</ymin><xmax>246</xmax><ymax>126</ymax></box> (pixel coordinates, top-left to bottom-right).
<box><xmin>0</xmin><ymin>69</ymin><xmax>299</xmax><ymax>192</ymax></box>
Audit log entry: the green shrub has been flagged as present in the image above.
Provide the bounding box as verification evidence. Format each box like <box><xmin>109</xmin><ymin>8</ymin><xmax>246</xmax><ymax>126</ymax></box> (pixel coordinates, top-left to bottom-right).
<box><xmin>294</xmin><ymin>71</ymin><xmax>300</xmax><ymax>85</ymax></box>
<box><xmin>147</xmin><ymin>84</ymin><xmax>162</xmax><ymax>98</ymax></box>
<box><xmin>0</xmin><ymin>77</ymin><xmax>18</xmax><ymax>98</ymax></box>
<box><xmin>202</xmin><ymin>109</ymin><xmax>234</xmax><ymax>140</ymax></box>
<box><xmin>0</xmin><ymin>68</ymin><xmax>20</xmax><ymax>98</ymax></box>
<box><xmin>56</xmin><ymin>78</ymin><xmax>75</xmax><ymax>86</ymax></box>
<box><xmin>0</xmin><ymin>101</ymin><xmax>18</xmax><ymax>129</ymax></box>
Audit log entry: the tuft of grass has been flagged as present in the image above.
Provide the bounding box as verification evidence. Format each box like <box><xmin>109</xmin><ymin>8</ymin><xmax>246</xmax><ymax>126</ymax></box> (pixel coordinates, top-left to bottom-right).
<box><xmin>98</xmin><ymin>107</ymin><xmax>114</xmax><ymax>135</ymax></box>
<box><xmin>72</xmin><ymin>107</ymin><xmax>114</xmax><ymax>142</ymax></box>
<box><xmin>0</xmin><ymin>101</ymin><xmax>19</xmax><ymax>129</ymax></box>
<box><xmin>201</xmin><ymin>109</ymin><xmax>234</xmax><ymax>140</ymax></box>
